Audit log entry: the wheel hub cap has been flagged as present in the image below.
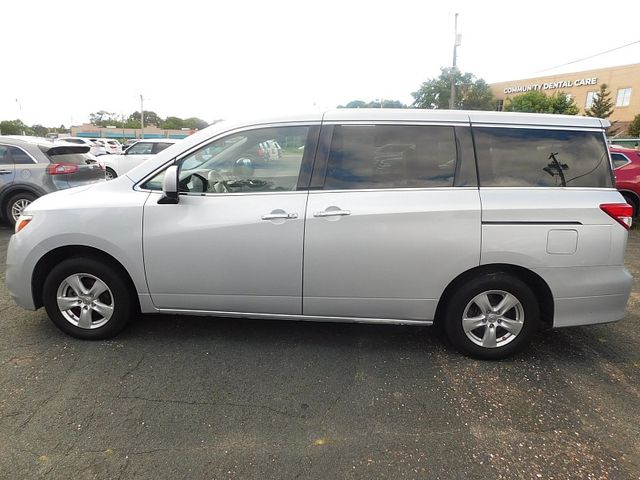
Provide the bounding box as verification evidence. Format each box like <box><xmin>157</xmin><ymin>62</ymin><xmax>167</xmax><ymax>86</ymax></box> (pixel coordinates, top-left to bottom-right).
<box><xmin>462</xmin><ymin>290</ymin><xmax>525</xmax><ymax>349</ymax></box>
<box><xmin>56</xmin><ymin>273</ymin><xmax>114</xmax><ymax>329</ymax></box>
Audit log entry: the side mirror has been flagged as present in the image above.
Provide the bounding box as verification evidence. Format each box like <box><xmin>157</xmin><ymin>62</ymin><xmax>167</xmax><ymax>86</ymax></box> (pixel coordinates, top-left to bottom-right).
<box><xmin>158</xmin><ymin>165</ymin><xmax>179</xmax><ymax>204</ymax></box>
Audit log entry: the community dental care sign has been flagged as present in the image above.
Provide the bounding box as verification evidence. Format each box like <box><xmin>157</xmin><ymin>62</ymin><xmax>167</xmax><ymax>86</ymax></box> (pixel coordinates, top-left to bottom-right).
<box><xmin>503</xmin><ymin>77</ymin><xmax>598</xmax><ymax>94</ymax></box>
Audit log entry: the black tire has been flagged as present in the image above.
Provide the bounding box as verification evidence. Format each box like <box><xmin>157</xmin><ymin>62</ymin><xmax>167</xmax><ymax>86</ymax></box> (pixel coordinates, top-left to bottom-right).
<box><xmin>42</xmin><ymin>257</ymin><xmax>133</xmax><ymax>339</ymax></box>
<box><xmin>5</xmin><ymin>192</ymin><xmax>37</xmax><ymax>226</ymax></box>
<box><xmin>443</xmin><ymin>272</ymin><xmax>540</xmax><ymax>360</ymax></box>
<box><xmin>105</xmin><ymin>167</ymin><xmax>117</xmax><ymax>181</ymax></box>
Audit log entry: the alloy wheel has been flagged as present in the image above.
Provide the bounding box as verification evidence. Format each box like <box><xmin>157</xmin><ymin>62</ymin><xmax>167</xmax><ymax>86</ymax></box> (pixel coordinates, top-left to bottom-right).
<box><xmin>56</xmin><ymin>273</ymin><xmax>114</xmax><ymax>329</ymax></box>
<box><xmin>11</xmin><ymin>199</ymin><xmax>31</xmax><ymax>222</ymax></box>
<box><xmin>462</xmin><ymin>290</ymin><xmax>524</xmax><ymax>348</ymax></box>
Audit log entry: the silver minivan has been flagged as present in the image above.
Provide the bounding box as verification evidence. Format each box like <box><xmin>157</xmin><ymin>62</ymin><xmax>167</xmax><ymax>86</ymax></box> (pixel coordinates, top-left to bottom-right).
<box><xmin>6</xmin><ymin>109</ymin><xmax>633</xmax><ymax>359</ymax></box>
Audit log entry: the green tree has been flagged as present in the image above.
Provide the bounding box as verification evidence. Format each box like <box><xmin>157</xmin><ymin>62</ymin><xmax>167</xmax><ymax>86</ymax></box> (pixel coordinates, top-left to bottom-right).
<box><xmin>628</xmin><ymin>114</ymin><xmax>640</xmax><ymax>137</ymax></box>
<box><xmin>89</xmin><ymin>110</ymin><xmax>122</xmax><ymax>127</ymax></box>
<box><xmin>504</xmin><ymin>90</ymin><xmax>579</xmax><ymax>115</ymax></box>
<box><xmin>0</xmin><ymin>119</ymin><xmax>33</xmax><ymax>135</ymax></box>
<box><xmin>162</xmin><ymin>116</ymin><xmax>185</xmax><ymax>130</ymax></box>
<box><xmin>337</xmin><ymin>99</ymin><xmax>406</xmax><ymax>109</ymax></box>
<box><xmin>412</xmin><ymin>67</ymin><xmax>495</xmax><ymax>110</ymax></box>
<box><xmin>548</xmin><ymin>92</ymin><xmax>580</xmax><ymax>115</ymax></box>
<box><xmin>182</xmin><ymin>117</ymin><xmax>209</xmax><ymax>130</ymax></box>
<box><xmin>31</xmin><ymin>124</ymin><xmax>49</xmax><ymax>137</ymax></box>
<box><xmin>338</xmin><ymin>100</ymin><xmax>368</xmax><ymax>108</ymax></box>
<box><xmin>584</xmin><ymin>84</ymin><xmax>615</xmax><ymax>118</ymax></box>
<box><xmin>127</xmin><ymin>110</ymin><xmax>162</xmax><ymax>127</ymax></box>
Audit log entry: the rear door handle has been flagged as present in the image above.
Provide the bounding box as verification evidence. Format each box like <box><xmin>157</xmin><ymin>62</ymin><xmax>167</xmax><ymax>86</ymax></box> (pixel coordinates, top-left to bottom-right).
<box><xmin>0</xmin><ymin>170</ymin><xmax>12</xmax><ymax>175</ymax></box>
<box><xmin>314</xmin><ymin>208</ymin><xmax>351</xmax><ymax>218</ymax></box>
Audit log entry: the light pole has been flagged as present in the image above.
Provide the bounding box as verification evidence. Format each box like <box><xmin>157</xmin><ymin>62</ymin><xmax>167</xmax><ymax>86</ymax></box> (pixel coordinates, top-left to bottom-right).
<box><xmin>140</xmin><ymin>94</ymin><xmax>144</xmax><ymax>139</ymax></box>
<box><xmin>15</xmin><ymin>98</ymin><xmax>25</xmax><ymax>135</ymax></box>
<box><xmin>449</xmin><ymin>13</ymin><xmax>461</xmax><ymax>110</ymax></box>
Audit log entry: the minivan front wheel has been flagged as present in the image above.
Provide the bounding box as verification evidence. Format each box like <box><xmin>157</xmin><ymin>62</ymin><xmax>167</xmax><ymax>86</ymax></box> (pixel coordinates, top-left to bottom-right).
<box><xmin>444</xmin><ymin>273</ymin><xmax>539</xmax><ymax>359</ymax></box>
<box><xmin>43</xmin><ymin>257</ymin><xmax>133</xmax><ymax>339</ymax></box>
<box><xmin>5</xmin><ymin>192</ymin><xmax>36</xmax><ymax>225</ymax></box>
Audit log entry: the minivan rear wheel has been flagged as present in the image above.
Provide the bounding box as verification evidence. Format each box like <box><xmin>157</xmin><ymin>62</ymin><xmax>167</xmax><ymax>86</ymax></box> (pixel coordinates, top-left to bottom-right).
<box><xmin>5</xmin><ymin>192</ymin><xmax>36</xmax><ymax>226</ymax></box>
<box><xmin>444</xmin><ymin>273</ymin><xmax>539</xmax><ymax>359</ymax></box>
<box><xmin>42</xmin><ymin>257</ymin><xmax>133</xmax><ymax>339</ymax></box>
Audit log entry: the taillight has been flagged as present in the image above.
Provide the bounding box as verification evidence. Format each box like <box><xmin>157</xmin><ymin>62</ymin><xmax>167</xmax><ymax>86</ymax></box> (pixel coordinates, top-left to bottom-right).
<box><xmin>46</xmin><ymin>163</ymin><xmax>79</xmax><ymax>175</ymax></box>
<box><xmin>600</xmin><ymin>203</ymin><xmax>633</xmax><ymax>230</ymax></box>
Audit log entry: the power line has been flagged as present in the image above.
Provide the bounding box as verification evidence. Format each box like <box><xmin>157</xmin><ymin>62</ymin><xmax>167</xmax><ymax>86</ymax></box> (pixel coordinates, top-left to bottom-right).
<box><xmin>534</xmin><ymin>40</ymin><xmax>640</xmax><ymax>74</ymax></box>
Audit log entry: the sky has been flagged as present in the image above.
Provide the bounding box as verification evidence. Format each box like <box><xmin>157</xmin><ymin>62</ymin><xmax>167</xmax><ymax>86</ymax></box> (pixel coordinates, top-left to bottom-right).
<box><xmin>1</xmin><ymin>0</ymin><xmax>639</xmax><ymax>126</ymax></box>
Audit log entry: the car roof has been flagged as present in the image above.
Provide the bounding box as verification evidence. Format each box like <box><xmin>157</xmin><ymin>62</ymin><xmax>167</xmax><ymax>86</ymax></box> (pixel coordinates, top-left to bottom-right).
<box><xmin>132</xmin><ymin>138</ymin><xmax>180</xmax><ymax>143</ymax></box>
<box><xmin>0</xmin><ymin>135</ymin><xmax>55</xmax><ymax>148</ymax></box>
<box><xmin>322</xmin><ymin>108</ymin><xmax>608</xmax><ymax>129</ymax></box>
<box><xmin>610</xmin><ymin>145</ymin><xmax>639</xmax><ymax>152</ymax></box>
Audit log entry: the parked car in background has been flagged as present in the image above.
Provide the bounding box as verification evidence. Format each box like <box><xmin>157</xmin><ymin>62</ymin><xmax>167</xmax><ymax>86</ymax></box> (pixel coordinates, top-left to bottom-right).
<box><xmin>102</xmin><ymin>138</ymin><xmax>179</xmax><ymax>179</ymax></box>
<box><xmin>611</xmin><ymin>145</ymin><xmax>640</xmax><ymax>216</ymax></box>
<box><xmin>90</xmin><ymin>138</ymin><xmax>122</xmax><ymax>155</ymax></box>
<box><xmin>56</xmin><ymin>137</ymin><xmax>107</xmax><ymax>156</ymax></box>
<box><xmin>0</xmin><ymin>136</ymin><xmax>105</xmax><ymax>224</ymax></box>
<box><xmin>5</xmin><ymin>110</ymin><xmax>632</xmax><ymax>360</ymax></box>
<box><xmin>121</xmin><ymin>139</ymin><xmax>141</xmax><ymax>153</ymax></box>
<box><xmin>258</xmin><ymin>139</ymin><xmax>282</xmax><ymax>162</ymax></box>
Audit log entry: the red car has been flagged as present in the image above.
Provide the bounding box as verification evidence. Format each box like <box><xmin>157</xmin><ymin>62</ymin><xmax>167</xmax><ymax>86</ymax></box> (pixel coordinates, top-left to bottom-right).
<box><xmin>611</xmin><ymin>146</ymin><xmax>640</xmax><ymax>216</ymax></box>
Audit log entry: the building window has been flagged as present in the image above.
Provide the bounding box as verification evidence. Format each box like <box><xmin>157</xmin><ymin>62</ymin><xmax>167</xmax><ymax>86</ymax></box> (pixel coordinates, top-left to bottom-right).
<box><xmin>616</xmin><ymin>88</ymin><xmax>632</xmax><ymax>107</ymax></box>
<box><xmin>495</xmin><ymin>99</ymin><xmax>504</xmax><ymax>111</ymax></box>
<box><xmin>585</xmin><ymin>91</ymin><xmax>598</xmax><ymax>108</ymax></box>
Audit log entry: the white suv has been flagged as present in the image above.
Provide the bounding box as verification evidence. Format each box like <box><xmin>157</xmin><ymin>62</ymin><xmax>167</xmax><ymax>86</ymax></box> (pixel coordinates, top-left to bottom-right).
<box><xmin>101</xmin><ymin>138</ymin><xmax>179</xmax><ymax>179</ymax></box>
<box><xmin>56</xmin><ymin>137</ymin><xmax>107</xmax><ymax>156</ymax></box>
<box><xmin>6</xmin><ymin>109</ymin><xmax>633</xmax><ymax>359</ymax></box>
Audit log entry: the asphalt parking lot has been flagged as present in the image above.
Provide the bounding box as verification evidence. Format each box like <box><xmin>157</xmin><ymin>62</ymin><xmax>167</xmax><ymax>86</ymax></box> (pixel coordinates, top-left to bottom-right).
<box><xmin>0</xmin><ymin>224</ymin><xmax>639</xmax><ymax>480</ymax></box>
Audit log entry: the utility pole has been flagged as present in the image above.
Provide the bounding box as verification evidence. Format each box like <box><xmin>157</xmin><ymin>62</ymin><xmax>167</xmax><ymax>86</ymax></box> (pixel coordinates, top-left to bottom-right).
<box><xmin>140</xmin><ymin>94</ymin><xmax>144</xmax><ymax>139</ymax></box>
<box><xmin>15</xmin><ymin>98</ymin><xmax>25</xmax><ymax>135</ymax></box>
<box><xmin>449</xmin><ymin>13</ymin><xmax>461</xmax><ymax>110</ymax></box>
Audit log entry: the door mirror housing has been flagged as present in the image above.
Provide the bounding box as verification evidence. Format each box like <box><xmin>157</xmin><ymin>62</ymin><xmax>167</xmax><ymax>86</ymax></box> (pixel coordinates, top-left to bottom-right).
<box><xmin>159</xmin><ymin>165</ymin><xmax>179</xmax><ymax>204</ymax></box>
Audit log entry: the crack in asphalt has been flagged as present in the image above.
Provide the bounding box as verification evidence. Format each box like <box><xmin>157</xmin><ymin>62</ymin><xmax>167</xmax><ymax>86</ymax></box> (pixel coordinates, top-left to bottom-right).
<box><xmin>119</xmin><ymin>354</ymin><xmax>146</xmax><ymax>381</ymax></box>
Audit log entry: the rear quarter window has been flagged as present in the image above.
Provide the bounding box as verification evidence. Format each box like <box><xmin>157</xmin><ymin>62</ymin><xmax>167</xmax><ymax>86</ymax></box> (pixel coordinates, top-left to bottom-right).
<box><xmin>474</xmin><ymin>127</ymin><xmax>613</xmax><ymax>188</ymax></box>
<box><xmin>611</xmin><ymin>153</ymin><xmax>630</xmax><ymax>169</ymax></box>
<box><xmin>153</xmin><ymin>142</ymin><xmax>173</xmax><ymax>154</ymax></box>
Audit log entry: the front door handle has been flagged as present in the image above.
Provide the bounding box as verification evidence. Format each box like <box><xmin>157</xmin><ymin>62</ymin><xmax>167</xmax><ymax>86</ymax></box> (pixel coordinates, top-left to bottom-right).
<box><xmin>0</xmin><ymin>170</ymin><xmax>12</xmax><ymax>175</ymax></box>
<box><xmin>314</xmin><ymin>208</ymin><xmax>351</xmax><ymax>218</ymax></box>
<box><xmin>261</xmin><ymin>210</ymin><xmax>298</xmax><ymax>221</ymax></box>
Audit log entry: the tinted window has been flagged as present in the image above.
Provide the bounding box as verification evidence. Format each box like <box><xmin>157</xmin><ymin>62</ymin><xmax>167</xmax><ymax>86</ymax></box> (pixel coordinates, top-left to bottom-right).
<box><xmin>9</xmin><ymin>146</ymin><xmax>34</xmax><ymax>164</ymax></box>
<box><xmin>153</xmin><ymin>142</ymin><xmax>172</xmax><ymax>154</ymax></box>
<box><xmin>322</xmin><ymin>125</ymin><xmax>457</xmax><ymax>189</ymax></box>
<box><xmin>474</xmin><ymin>128</ymin><xmax>613</xmax><ymax>188</ymax></box>
<box><xmin>611</xmin><ymin>153</ymin><xmax>630</xmax><ymax>169</ymax></box>
<box><xmin>0</xmin><ymin>146</ymin><xmax>11</xmax><ymax>165</ymax></box>
<box><xmin>127</xmin><ymin>142</ymin><xmax>153</xmax><ymax>155</ymax></box>
<box><xmin>42</xmin><ymin>145</ymin><xmax>97</xmax><ymax>165</ymax></box>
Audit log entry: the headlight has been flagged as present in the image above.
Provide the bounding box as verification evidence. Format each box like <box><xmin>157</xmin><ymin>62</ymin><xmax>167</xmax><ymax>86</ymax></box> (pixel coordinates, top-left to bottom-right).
<box><xmin>15</xmin><ymin>215</ymin><xmax>33</xmax><ymax>234</ymax></box>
